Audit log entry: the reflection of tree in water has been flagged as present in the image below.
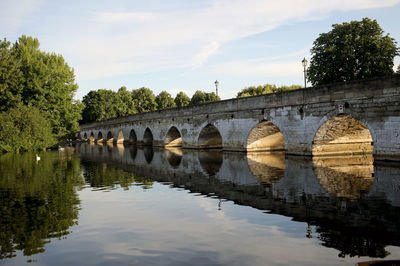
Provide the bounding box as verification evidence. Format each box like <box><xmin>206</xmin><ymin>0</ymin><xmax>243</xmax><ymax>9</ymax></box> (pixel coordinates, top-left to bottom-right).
<box><xmin>0</xmin><ymin>151</ymin><xmax>83</xmax><ymax>259</ymax></box>
<box><xmin>317</xmin><ymin>226</ymin><xmax>390</xmax><ymax>258</ymax></box>
<box><xmin>81</xmin><ymin>161</ymin><xmax>154</xmax><ymax>190</ymax></box>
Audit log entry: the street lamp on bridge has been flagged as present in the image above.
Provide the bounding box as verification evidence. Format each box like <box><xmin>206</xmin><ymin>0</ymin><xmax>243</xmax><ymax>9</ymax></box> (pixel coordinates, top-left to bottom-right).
<box><xmin>214</xmin><ymin>80</ymin><xmax>219</xmax><ymax>97</ymax></box>
<box><xmin>302</xmin><ymin>57</ymin><xmax>308</xmax><ymax>88</ymax></box>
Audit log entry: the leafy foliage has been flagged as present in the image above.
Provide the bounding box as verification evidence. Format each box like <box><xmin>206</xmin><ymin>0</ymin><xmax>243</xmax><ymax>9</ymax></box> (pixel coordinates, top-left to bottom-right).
<box><xmin>237</xmin><ymin>84</ymin><xmax>302</xmax><ymax>98</ymax></box>
<box><xmin>0</xmin><ymin>36</ymin><xmax>81</xmax><ymax>141</ymax></box>
<box><xmin>174</xmin><ymin>91</ymin><xmax>190</xmax><ymax>107</ymax></box>
<box><xmin>131</xmin><ymin>87</ymin><xmax>157</xmax><ymax>113</ymax></box>
<box><xmin>189</xmin><ymin>90</ymin><xmax>221</xmax><ymax>105</ymax></box>
<box><xmin>0</xmin><ymin>105</ymin><xmax>57</xmax><ymax>152</ymax></box>
<box><xmin>307</xmin><ymin>18</ymin><xmax>399</xmax><ymax>86</ymax></box>
<box><xmin>155</xmin><ymin>91</ymin><xmax>176</xmax><ymax>110</ymax></box>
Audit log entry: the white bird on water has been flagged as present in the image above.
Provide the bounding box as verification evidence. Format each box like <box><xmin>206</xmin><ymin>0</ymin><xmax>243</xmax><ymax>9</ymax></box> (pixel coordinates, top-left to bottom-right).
<box><xmin>36</xmin><ymin>154</ymin><xmax>40</xmax><ymax>162</ymax></box>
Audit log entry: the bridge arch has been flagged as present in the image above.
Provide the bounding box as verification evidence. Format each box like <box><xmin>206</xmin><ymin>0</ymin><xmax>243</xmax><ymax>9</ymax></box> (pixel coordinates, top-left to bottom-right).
<box><xmin>246</xmin><ymin>120</ymin><xmax>285</xmax><ymax>152</ymax></box>
<box><xmin>143</xmin><ymin>128</ymin><xmax>153</xmax><ymax>146</ymax></box>
<box><xmin>116</xmin><ymin>130</ymin><xmax>124</xmax><ymax>144</ymax></box>
<box><xmin>198</xmin><ymin>124</ymin><xmax>222</xmax><ymax>149</ymax></box>
<box><xmin>165</xmin><ymin>126</ymin><xmax>182</xmax><ymax>147</ymax></box>
<box><xmin>128</xmin><ymin>129</ymin><xmax>137</xmax><ymax>144</ymax></box>
<box><xmin>106</xmin><ymin>131</ymin><xmax>114</xmax><ymax>143</ymax></box>
<box><xmin>97</xmin><ymin>131</ymin><xmax>103</xmax><ymax>142</ymax></box>
<box><xmin>312</xmin><ymin>114</ymin><xmax>373</xmax><ymax>156</ymax></box>
<box><xmin>83</xmin><ymin>132</ymin><xmax>88</xmax><ymax>141</ymax></box>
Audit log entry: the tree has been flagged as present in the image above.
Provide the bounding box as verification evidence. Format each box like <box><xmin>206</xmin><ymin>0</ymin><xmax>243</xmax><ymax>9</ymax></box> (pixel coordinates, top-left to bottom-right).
<box><xmin>116</xmin><ymin>86</ymin><xmax>137</xmax><ymax>116</ymax></box>
<box><xmin>81</xmin><ymin>89</ymin><xmax>120</xmax><ymax>123</ymax></box>
<box><xmin>155</xmin><ymin>91</ymin><xmax>176</xmax><ymax>110</ymax></box>
<box><xmin>0</xmin><ymin>38</ymin><xmax>23</xmax><ymax>112</ymax></box>
<box><xmin>190</xmin><ymin>90</ymin><xmax>221</xmax><ymax>105</ymax></box>
<box><xmin>0</xmin><ymin>36</ymin><xmax>82</xmax><ymax>139</ymax></box>
<box><xmin>174</xmin><ymin>91</ymin><xmax>190</xmax><ymax>107</ymax></box>
<box><xmin>307</xmin><ymin>18</ymin><xmax>399</xmax><ymax>86</ymax></box>
<box><xmin>131</xmin><ymin>87</ymin><xmax>157</xmax><ymax>113</ymax></box>
<box><xmin>237</xmin><ymin>84</ymin><xmax>301</xmax><ymax>98</ymax></box>
<box><xmin>0</xmin><ymin>105</ymin><xmax>57</xmax><ymax>152</ymax></box>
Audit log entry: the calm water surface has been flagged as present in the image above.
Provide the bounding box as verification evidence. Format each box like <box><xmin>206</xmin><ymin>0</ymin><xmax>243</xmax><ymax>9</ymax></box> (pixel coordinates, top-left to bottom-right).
<box><xmin>1</xmin><ymin>144</ymin><xmax>400</xmax><ymax>265</ymax></box>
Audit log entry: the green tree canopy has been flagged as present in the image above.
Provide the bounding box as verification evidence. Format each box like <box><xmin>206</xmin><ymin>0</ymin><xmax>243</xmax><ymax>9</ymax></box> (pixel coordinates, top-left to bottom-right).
<box><xmin>307</xmin><ymin>18</ymin><xmax>399</xmax><ymax>86</ymax></box>
<box><xmin>131</xmin><ymin>87</ymin><xmax>157</xmax><ymax>113</ymax></box>
<box><xmin>237</xmin><ymin>84</ymin><xmax>302</xmax><ymax>98</ymax></box>
<box><xmin>190</xmin><ymin>90</ymin><xmax>221</xmax><ymax>105</ymax></box>
<box><xmin>82</xmin><ymin>89</ymin><xmax>120</xmax><ymax>123</ymax></box>
<box><xmin>0</xmin><ymin>36</ymin><xmax>81</xmax><ymax>139</ymax></box>
<box><xmin>0</xmin><ymin>105</ymin><xmax>57</xmax><ymax>152</ymax></box>
<box><xmin>155</xmin><ymin>91</ymin><xmax>176</xmax><ymax>110</ymax></box>
<box><xmin>174</xmin><ymin>91</ymin><xmax>190</xmax><ymax>107</ymax></box>
<box><xmin>116</xmin><ymin>86</ymin><xmax>137</xmax><ymax>117</ymax></box>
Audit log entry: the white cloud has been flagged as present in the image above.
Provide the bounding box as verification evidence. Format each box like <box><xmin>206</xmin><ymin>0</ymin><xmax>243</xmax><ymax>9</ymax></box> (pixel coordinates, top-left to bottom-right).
<box><xmin>4</xmin><ymin>0</ymin><xmax>400</xmax><ymax>86</ymax></box>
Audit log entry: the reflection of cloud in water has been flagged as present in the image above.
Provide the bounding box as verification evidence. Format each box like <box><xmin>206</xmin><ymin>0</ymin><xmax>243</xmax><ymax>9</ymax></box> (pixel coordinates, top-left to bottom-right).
<box><xmin>198</xmin><ymin>150</ymin><xmax>223</xmax><ymax>175</ymax></box>
<box><xmin>247</xmin><ymin>151</ymin><xmax>285</xmax><ymax>185</ymax></box>
<box><xmin>313</xmin><ymin>155</ymin><xmax>374</xmax><ymax>199</ymax></box>
<box><xmin>165</xmin><ymin>148</ymin><xmax>182</xmax><ymax>168</ymax></box>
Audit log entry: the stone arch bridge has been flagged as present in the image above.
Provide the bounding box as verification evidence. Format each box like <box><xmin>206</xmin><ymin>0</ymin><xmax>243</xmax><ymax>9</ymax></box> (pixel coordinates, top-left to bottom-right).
<box><xmin>79</xmin><ymin>76</ymin><xmax>400</xmax><ymax>161</ymax></box>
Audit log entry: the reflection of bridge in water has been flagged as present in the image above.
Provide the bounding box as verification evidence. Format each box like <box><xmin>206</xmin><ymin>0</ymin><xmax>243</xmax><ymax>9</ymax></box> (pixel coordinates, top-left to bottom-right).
<box><xmin>77</xmin><ymin>143</ymin><xmax>400</xmax><ymax>258</ymax></box>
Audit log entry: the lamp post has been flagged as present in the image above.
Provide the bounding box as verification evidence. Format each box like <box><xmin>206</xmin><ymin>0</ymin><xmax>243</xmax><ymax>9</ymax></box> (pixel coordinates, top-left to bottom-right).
<box><xmin>302</xmin><ymin>58</ymin><xmax>308</xmax><ymax>88</ymax></box>
<box><xmin>214</xmin><ymin>80</ymin><xmax>219</xmax><ymax>97</ymax></box>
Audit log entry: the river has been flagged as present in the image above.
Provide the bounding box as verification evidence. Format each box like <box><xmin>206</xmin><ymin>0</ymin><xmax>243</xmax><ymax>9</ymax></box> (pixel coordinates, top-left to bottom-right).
<box><xmin>0</xmin><ymin>144</ymin><xmax>399</xmax><ymax>265</ymax></box>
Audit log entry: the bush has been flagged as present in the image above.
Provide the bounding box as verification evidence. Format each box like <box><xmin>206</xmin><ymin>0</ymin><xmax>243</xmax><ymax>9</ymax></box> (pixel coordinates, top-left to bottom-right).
<box><xmin>0</xmin><ymin>105</ymin><xmax>57</xmax><ymax>152</ymax></box>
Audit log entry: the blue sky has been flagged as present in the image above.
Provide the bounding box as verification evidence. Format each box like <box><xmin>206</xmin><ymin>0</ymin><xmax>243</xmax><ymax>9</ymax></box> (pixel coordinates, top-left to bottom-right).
<box><xmin>1</xmin><ymin>0</ymin><xmax>400</xmax><ymax>100</ymax></box>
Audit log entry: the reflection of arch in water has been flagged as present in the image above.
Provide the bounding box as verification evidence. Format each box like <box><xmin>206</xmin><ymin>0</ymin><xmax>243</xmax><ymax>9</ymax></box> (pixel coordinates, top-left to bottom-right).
<box><xmin>128</xmin><ymin>129</ymin><xmax>137</xmax><ymax>145</ymax></box>
<box><xmin>313</xmin><ymin>155</ymin><xmax>374</xmax><ymax>199</ymax></box>
<box><xmin>198</xmin><ymin>150</ymin><xmax>223</xmax><ymax>175</ymax></box>
<box><xmin>97</xmin><ymin>132</ymin><xmax>103</xmax><ymax>142</ymax></box>
<box><xmin>246</xmin><ymin>121</ymin><xmax>285</xmax><ymax>152</ymax></box>
<box><xmin>198</xmin><ymin>124</ymin><xmax>222</xmax><ymax>149</ymax></box>
<box><xmin>106</xmin><ymin>131</ymin><xmax>113</xmax><ymax>143</ymax></box>
<box><xmin>143</xmin><ymin>128</ymin><xmax>153</xmax><ymax>146</ymax></box>
<box><xmin>90</xmin><ymin>132</ymin><xmax>95</xmax><ymax>142</ymax></box>
<box><xmin>116</xmin><ymin>130</ymin><xmax>124</xmax><ymax>144</ymax></box>
<box><xmin>165</xmin><ymin>126</ymin><xmax>182</xmax><ymax>147</ymax></box>
<box><xmin>247</xmin><ymin>151</ymin><xmax>285</xmax><ymax>185</ymax></box>
<box><xmin>313</xmin><ymin>114</ymin><xmax>373</xmax><ymax>156</ymax></box>
<box><xmin>144</xmin><ymin>146</ymin><xmax>154</xmax><ymax>164</ymax></box>
<box><xmin>165</xmin><ymin>148</ymin><xmax>182</xmax><ymax>168</ymax></box>
<box><xmin>128</xmin><ymin>146</ymin><xmax>138</xmax><ymax>162</ymax></box>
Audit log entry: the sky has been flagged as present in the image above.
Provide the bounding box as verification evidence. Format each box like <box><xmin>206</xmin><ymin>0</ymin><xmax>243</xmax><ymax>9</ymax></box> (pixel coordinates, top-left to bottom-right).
<box><xmin>1</xmin><ymin>0</ymin><xmax>400</xmax><ymax>100</ymax></box>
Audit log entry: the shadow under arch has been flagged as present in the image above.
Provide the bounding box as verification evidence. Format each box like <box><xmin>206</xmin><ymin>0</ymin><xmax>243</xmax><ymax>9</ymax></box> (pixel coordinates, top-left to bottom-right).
<box><xmin>116</xmin><ymin>130</ymin><xmax>124</xmax><ymax>144</ymax></box>
<box><xmin>312</xmin><ymin>114</ymin><xmax>373</xmax><ymax>156</ymax></box>
<box><xmin>144</xmin><ymin>146</ymin><xmax>154</xmax><ymax>164</ymax></box>
<box><xmin>246</xmin><ymin>151</ymin><xmax>286</xmax><ymax>185</ymax></box>
<box><xmin>97</xmin><ymin>132</ymin><xmax>103</xmax><ymax>142</ymax></box>
<box><xmin>128</xmin><ymin>129</ymin><xmax>137</xmax><ymax>145</ymax></box>
<box><xmin>143</xmin><ymin>128</ymin><xmax>153</xmax><ymax>146</ymax></box>
<box><xmin>198</xmin><ymin>150</ymin><xmax>223</xmax><ymax>176</ymax></box>
<box><xmin>83</xmin><ymin>133</ymin><xmax>88</xmax><ymax>141</ymax></box>
<box><xmin>198</xmin><ymin>124</ymin><xmax>222</xmax><ymax>149</ymax></box>
<box><xmin>313</xmin><ymin>154</ymin><xmax>375</xmax><ymax>199</ymax></box>
<box><xmin>106</xmin><ymin>131</ymin><xmax>113</xmax><ymax>143</ymax></box>
<box><xmin>165</xmin><ymin>126</ymin><xmax>182</xmax><ymax>147</ymax></box>
<box><xmin>246</xmin><ymin>121</ymin><xmax>285</xmax><ymax>152</ymax></box>
<box><xmin>165</xmin><ymin>148</ymin><xmax>182</xmax><ymax>168</ymax></box>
